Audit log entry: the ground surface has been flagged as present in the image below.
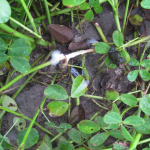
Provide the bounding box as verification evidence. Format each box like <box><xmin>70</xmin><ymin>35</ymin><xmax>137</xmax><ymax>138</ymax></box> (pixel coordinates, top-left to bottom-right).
<box><xmin>1</xmin><ymin>0</ymin><xmax>147</xmax><ymax>149</ymax></box>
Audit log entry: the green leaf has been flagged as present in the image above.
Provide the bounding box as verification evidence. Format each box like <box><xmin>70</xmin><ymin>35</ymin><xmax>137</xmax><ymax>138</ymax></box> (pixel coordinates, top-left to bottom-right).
<box><xmin>141</xmin><ymin>59</ymin><xmax>150</xmax><ymax>68</ymax></box>
<box><xmin>0</xmin><ymin>134</ymin><xmax>11</xmax><ymax>149</ymax></box>
<box><xmin>105</xmin><ymin>88</ymin><xmax>119</xmax><ymax>100</ymax></box>
<box><xmin>128</xmin><ymin>58</ymin><xmax>139</xmax><ymax>66</ymax></box>
<box><xmin>10</xmin><ymin>10</ymin><xmax>20</xmax><ymax>29</ymax></box>
<box><xmin>142</xmin><ymin>148</ymin><xmax>150</xmax><ymax>150</ymax></box>
<box><xmin>104</xmin><ymin>112</ymin><xmax>122</xmax><ymax>124</ymax></box>
<box><xmin>56</xmin><ymin>129</ymin><xmax>66</xmax><ymax>133</ymax></box>
<box><xmin>140</xmin><ymin>95</ymin><xmax>150</xmax><ymax>115</ymax></box>
<box><xmin>139</xmin><ymin>69</ymin><xmax>150</xmax><ymax>81</ymax></box>
<box><xmin>112</xmin><ymin>103</ymin><xmax>120</xmax><ymax>114</ymax></box>
<box><xmin>129</xmin><ymin>14</ymin><xmax>143</xmax><ymax>26</ymax></box>
<box><xmin>121</xmin><ymin>94</ymin><xmax>137</xmax><ymax>106</ymax></box>
<box><xmin>121</xmin><ymin>125</ymin><xmax>134</xmax><ymax>142</ymax></box>
<box><xmin>109</xmin><ymin>130</ymin><xmax>124</xmax><ymax>139</ymax></box>
<box><xmin>94</xmin><ymin>5</ymin><xmax>103</xmax><ymax>13</ymax></box>
<box><xmin>62</xmin><ymin>0</ymin><xmax>85</xmax><ymax>7</ymax></box>
<box><xmin>105</xmin><ymin>56</ymin><xmax>116</xmax><ymax>69</ymax></box>
<box><xmin>134</xmin><ymin>118</ymin><xmax>150</xmax><ymax>134</ymax></box>
<box><xmin>88</xmin><ymin>140</ymin><xmax>105</xmax><ymax>150</ymax></box>
<box><xmin>47</xmin><ymin>101</ymin><xmax>68</xmax><ymax>117</ymax></box>
<box><xmin>9</xmin><ymin>39</ymin><xmax>31</xmax><ymax>57</ymax></box>
<box><xmin>2</xmin><ymin>95</ymin><xmax>17</xmax><ymax>111</ymax></box>
<box><xmin>76</xmin><ymin>148</ymin><xmax>87</xmax><ymax>150</ymax></box>
<box><xmin>90</xmin><ymin>133</ymin><xmax>108</xmax><ymax>146</ymax></box>
<box><xmin>113</xmin><ymin>143</ymin><xmax>127</xmax><ymax>150</ymax></box>
<box><xmin>17</xmin><ymin>128</ymin><xmax>39</xmax><ymax>149</ymax></box>
<box><xmin>0</xmin><ymin>0</ymin><xmax>11</xmax><ymax>23</ymax></box>
<box><xmin>89</xmin><ymin>0</ymin><xmax>99</xmax><ymax>7</ymax></box>
<box><xmin>120</xmin><ymin>49</ymin><xmax>130</xmax><ymax>62</ymax></box>
<box><xmin>13</xmin><ymin>117</ymin><xmax>26</xmax><ymax>131</ymax></box>
<box><xmin>95</xmin><ymin>42</ymin><xmax>110</xmax><ymax>54</ymax></box>
<box><xmin>0</xmin><ymin>37</ymin><xmax>8</xmax><ymax>52</ymax></box>
<box><xmin>26</xmin><ymin>19</ymin><xmax>40</xmax><ymax>29</ymax></box>
<box><xmin>105</xmin><ymin>124</ymin><xmax>119</xmax><ymax>130</ymax></box>
<box><xmin>44</xmin><ymin>84</ymin><xmax>68</xmax><ymax>100</ymax></box>
<box><xmin>58</xmin><ymin>141</ymin><xmax>74</xmax><ymax>150</ymax></box>
<box><xmin>113</xmin><ymin>30</ymin><xmax>124</xmax><ymax>47</ymax></box>
<box><xmin>141</xmin><ymin>0</ymin><xmax>150</xmax><ymax>9</ymax></box>
<box><xmin>96</xmin><ymin>116</ymin><xmax>109</xmax><ymax>128</ymax></box>
<box><xmin>127</xmin><ymin>70</ymin><xmax>138</xmax><ymax>82</ymax></box>
<box><xmin>78</xmin><ymin>120</ymin><xmax>100</xmax><ymax>134</ymax></box>
<box><xmin>59</xmin><ymin>123</ymin><xmax>72</xmax><ymax>129</ymax></box>
<box><xmin>68</xmin><ymin>128</ymin><xmax>81</xmax><ymax>144</ymax></box>
<box><xmin>123</xmin><ymin>116</ymin><xmax>145</xmax><ymax>126</ymax></box>
<box><xmin>45</xmin><ymin>122</ymin><xmax>55</xmax><ymax>128</ymax></box>
<box><xmin>0</xmin><ymin>145</ymin><xmax>4</xmax><ymax>150</ymax></box>
<box><xmin>0</xmin><ymin>53</ymin><xmax>9</xmax><ymax>64</ymax></box>
<box><xmin>84</xmin><ymin>10</ymin><xmax>94</xmax><ymax>21</ymax></box>
<box><xmin>10</xmin><ymin>57</ymin><xmax>31</xmax><ymax>74</ymax></box>
<box><xmin>78</xmin><ymin>2</ymin><xmax>90</xmax><ymax>10</ymax></box>
<box><xmin>38</xmin><ymin>134</ymin><xmax>52</xmax><ymax>150</ymax></box>
<box><xmin>71</xmin><ymin>75</ymin><xmax>89</xmax><ymax>98</ymax></box>
<box><xmin>80</xmin><ymin>132</ymin><xmax>91</xmax><ymax>139</ymax></box>
<box><xmin>0</xmin><ymin>61</ymin><xmax>10</xmax><ymax>75</ymax></box>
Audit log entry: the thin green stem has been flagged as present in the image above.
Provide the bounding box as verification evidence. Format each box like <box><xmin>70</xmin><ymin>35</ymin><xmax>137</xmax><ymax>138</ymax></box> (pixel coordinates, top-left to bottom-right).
<box><xmin>9</xmin><ymin>17</ymin><xmax>42</xmax><ymax>39</ymax></box>
<box><xmin>90</xmin><ymin>111</ymin><xmax>101</xmax><ymax>121</ymax></box>
<box><xmin>71</xmin><ymin>10</ymin><xmax>74</xmax><ymax>24</ymax></box>
<box><xmin>68</xmin><ymin>97</ymin><xmax>71</xmax><ymax>118</ymax></box>
<box><xmin>122</xmin><ymin>0</ymin><xmax>130</xmax><ymax>34</ymax></box>
<box><xmin>50</xmin><ymin>2</ymin><xmax>60</xmax><ymax>12</ymax></box>
<box><xmin>18</xmin><ymin>97</ymin><xmax>47</xmax><ymax>150</ymax></box>
<box><xmin>43</xmin><ymin>0</ymin><xmax>51</xmax><ymax>24</ymax></box>
<box><xmin>83</xmin><ymin>94</ymin><xmax>104</xmax><ymax>100</ymax></box>
<box><xmin>0</xmin><ymin>23</ymin><xmax>52</xmax><ymax>47</ymax></box>
<box><xmin>76</xmin><ymin>97</ymin><xmax>80</xmax><ymax>106</ymax></box>
<box><xmin>0</xmin><ymin>106</ymin><xmax>54</xmax><ymax>136</ymax></box>
<box><xmin>107</xmin><ymin>0</ymin><xmax>121</xmax><ymax>32</ymax></box>
<box><xmin>0</xmin><ymin>61</ymin><xmax>51</xmax><ymax>92</ymax></box>
<box><xmin>32</xmin><ymin>3</ymin><xmax>47</xmax><ymax>31</ymax></box>
<box><xmin>20</xmin><ymin>0</ymin><xmax>38</xmax><ymax>34</ymax></box>
<box><xmin>94</xmin><ymin>22</ymin><xmax>108</xmax><ymax>43</ymax></box>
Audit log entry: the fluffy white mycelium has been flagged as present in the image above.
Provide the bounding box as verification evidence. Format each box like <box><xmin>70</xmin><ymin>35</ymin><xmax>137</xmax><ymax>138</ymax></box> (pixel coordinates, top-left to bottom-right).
<box><xmin>50</xmin><ymin>50</ymin><xmax>65</xmax><ymax>65</ymax></box>
<box><xmin>50</xmin><ymin>49</ymin><xmax>94</xmax><ymax>65</ymax></box>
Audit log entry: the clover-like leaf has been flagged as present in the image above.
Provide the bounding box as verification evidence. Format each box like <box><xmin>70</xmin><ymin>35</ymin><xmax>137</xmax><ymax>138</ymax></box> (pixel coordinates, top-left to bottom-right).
<box><xmin>44</xmin><ymin>84</ymin><xmax>68</xmax><ymax>100</ymax></box>
<box><xmin>71</xmin><ymin>75</ymin><xmax>89</xmax><ymax>98</ymax></box>
<box><xmin>47</xmin><ymin>101</ymin><xmax>68</xmax><ymax>117</ymax></box>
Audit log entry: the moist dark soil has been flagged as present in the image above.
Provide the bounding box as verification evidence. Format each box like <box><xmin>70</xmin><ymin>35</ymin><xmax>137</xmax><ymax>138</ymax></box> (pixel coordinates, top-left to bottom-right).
<box><xmin>1</xmin><ymin>0</ymin><xmax>150</xmax><ymax>149</ymax></box>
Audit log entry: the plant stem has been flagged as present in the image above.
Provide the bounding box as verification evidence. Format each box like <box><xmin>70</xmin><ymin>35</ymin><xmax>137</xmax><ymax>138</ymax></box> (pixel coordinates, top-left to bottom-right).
<box><xmin>0</xmin><ymin>24</ymin><xmax>52</xmax><ymax>47</ymax></box>
<box><xmin>68</xmin><ymin>97</ymin><xmax>71</xmax><ymax>118</ymax></box>
<box><xmin>76</xmin><ymin>97</ymin><xmax>80</xmax><ymax>106</ymax></box>
<box><xmin>94</xmin><ymin>22</ymin><xmax>108</xmax><ymax>43</ymax></box>
<box><xmin>107</xmin><ymin>0</ymin><xmax>121</xmax><ymax>32</ymax></box>
<box><xmin>71</xmin><ymin>10</ymin><xmax>74</xmax><ymax>24</ymax></box>
<box><xmin>9</xmin><ymin>17</ymin><xmax>42</xmax><ymax>39</ymax></box>
<box><xmin>122</xmin><ymin>0</ymin><xmax>130</xmax><ymax>34</ymax></box>
<box><xmin>0</xmin><ymin>106</ymin><xmax>54</xmax><ymax>136</ymax></box>
<box><xmin>32</xmin><ymin>3</ymin><xmax>47</xmax><ymax>31</ymax></box>
<box><xmin>43</xmin><ymin>0</ymin><xmax>51</xmax><ymax>24</ymax></box>
<box><xmin>50</xmin><ymin>2</ymin><xmax>60</xmax><ymax>12</ymax></box>
<box><xmin>18</xmin><ymin>97</ymin><xmax>47</xmax><ymax>150</ymax></box>
<box><xmin>0</xmin><ymin>61</ymin><xmax>51</xmax><ymax>92</ymax></box>
<box><xmin>90</xmin><ymin>111</ymin><xmax>101</xmax><ymax>121</ymax></box>
<box><xmin>41</xmin><ymin>0</ymin><xmax>60</xmax><ymax>11</ymax></box>
<box><xmin>83</xmin><ymin>94</ymin><xmax>104</xmax><ymax>100</ymax></box>
<box><xmin>20</xmin><ymin>0</ymin><xmax>38</xmax><ymax>34</ymax></box>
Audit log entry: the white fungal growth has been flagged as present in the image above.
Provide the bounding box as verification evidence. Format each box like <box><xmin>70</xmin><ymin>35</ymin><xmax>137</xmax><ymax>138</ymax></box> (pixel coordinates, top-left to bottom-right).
<box><xmin>87</xmin><ymin>39</ymin><xmax>98</xmax><ymax>44</ymax></box>
<box><xmin>50</xmin><ymin>50</ymin><xmax>65</xmax><ymax>65</ymax></box>
<box><xmin>50</xmin><ymin>49</ymin><xmax>94</xmax><ymax>65</ymax></box>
